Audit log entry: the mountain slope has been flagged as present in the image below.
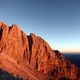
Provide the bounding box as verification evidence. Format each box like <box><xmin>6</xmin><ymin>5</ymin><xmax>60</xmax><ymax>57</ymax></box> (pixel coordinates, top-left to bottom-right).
<box><xmin>0</xmin><ymin>22</ymin><xmax>79</xmax><ymax>80</ymax></box>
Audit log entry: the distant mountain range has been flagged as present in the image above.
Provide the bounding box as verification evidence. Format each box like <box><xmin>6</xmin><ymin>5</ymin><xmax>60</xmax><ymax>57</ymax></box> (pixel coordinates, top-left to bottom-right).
<box><xmin>64</xmin><ymin>54</ymin><xmax>80</xmax><ymax>68</ymax></box>
<box><xmin>0</xmin><ymin>22</ymin><xmax>79</xmax><ymax>80</ymax></box>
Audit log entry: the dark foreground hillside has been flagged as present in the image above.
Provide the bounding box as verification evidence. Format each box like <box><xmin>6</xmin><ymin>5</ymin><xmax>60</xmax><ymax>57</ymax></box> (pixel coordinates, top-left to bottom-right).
<box><xmin>0</xmin><ymin>69</ymin><xmax>22</xmax><ymax>80</ymax></box>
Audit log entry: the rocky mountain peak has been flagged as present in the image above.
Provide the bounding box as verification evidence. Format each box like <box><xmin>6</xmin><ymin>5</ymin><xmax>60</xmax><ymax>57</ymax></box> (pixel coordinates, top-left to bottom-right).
<box><xmin>0</xmin><ymin>22</ymin><xmax>79</xmax><ymax>80</ymax></box>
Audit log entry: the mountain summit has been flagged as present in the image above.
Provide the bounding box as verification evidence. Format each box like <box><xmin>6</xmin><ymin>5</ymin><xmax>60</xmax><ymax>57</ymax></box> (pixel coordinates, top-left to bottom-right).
<box><xmin>0</xmin><ymin>22</ymin><xmax>79</xmax><ymax>80</ymax></box>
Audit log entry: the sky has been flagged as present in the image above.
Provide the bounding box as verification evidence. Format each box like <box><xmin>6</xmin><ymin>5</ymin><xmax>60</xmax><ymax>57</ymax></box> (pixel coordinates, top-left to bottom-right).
<box><xmin>0</xmin><ymin>0</ymin><xmax>80</xmax><ymax>53</ymax></box>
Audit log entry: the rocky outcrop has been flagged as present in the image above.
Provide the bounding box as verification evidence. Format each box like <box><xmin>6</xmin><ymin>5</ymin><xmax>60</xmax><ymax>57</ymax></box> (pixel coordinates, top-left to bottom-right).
<box><xmin>0</xmin><ymin>22</ymin><xmax>79</xmax><ymax>80</ymax></box>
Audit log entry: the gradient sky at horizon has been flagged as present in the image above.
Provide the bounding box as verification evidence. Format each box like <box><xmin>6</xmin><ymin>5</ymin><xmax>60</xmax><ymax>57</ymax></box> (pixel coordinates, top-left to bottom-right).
<box><xmin>0</xmin><ymin>0</ymin><xmax>80</xmax><ymax>53</ymax></box>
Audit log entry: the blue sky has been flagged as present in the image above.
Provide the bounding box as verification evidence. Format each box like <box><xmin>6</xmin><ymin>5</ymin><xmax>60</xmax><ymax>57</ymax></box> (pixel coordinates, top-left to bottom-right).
<box><xmin>0</xmin><ymin>0</ymin><xmax>80</xmax><ymax>53</ymax></box>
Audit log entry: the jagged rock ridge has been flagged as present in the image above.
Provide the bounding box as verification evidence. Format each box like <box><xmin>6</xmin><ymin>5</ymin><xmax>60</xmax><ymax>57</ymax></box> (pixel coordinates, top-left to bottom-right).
<box><xmin>0</xmin><ymin>22</ymin><xmax>79</xmax><ymax>80</ymax></box>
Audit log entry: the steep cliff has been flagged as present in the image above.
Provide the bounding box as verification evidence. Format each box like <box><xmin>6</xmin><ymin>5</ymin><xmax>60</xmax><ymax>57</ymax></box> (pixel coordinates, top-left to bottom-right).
<box><xmin>0</xmin><ymin>22</ymin><xmax>79</xmax><ymax>80</ymax></box>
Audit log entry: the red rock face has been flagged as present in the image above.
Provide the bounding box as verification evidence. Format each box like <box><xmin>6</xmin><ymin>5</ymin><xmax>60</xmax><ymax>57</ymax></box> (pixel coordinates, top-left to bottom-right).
<box><xmin>0</xmin><ymin>22</ymin><xmax>79</xmax><ymax>80</ymax></box>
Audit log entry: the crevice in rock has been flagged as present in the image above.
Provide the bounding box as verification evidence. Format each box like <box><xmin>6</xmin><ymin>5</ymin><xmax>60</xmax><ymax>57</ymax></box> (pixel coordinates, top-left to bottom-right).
<box><xmin>36</xmin><ymin>58</ymin><xmax>38</xmax><ymax>69</ymax></box>
<box><xmin>27</xmin><ymin>35</ymin><xmax>33</xmax><ymax>52</ymax></box>
<box><xmin>27</xmin><ymin>35</ymin><xmax>33</xmax><ymax>63</ymax></box>
<box><xmin>7</xmin><ymin>27</ymin><xmax>12</xmax><ymax>35</ymax></box>
<box><xmin>22</xmin><ymin>36</ymin><xmax>24</xmax><ymax>46</ymax></box>
<box><xmin>0</xmin><ymin>27</ymin><xmax>3</xmax><ymax>41</ymax></box>
<box><xmin>9</xmin><ymin>27</ymin><xmax>12</xmax><ymax>32</ymax></box>
<box><xmin>23</xmin><ymin>50</ymin><xmax>26</xmax><ymax>59</ymax></box>
<box><xmin>21</xmin><ymin>31</ymin><xmax>25</xmax><ymax>46</ymax></box>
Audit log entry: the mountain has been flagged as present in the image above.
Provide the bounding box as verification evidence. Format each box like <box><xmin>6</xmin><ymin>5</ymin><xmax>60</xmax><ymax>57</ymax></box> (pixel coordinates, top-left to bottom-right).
<box><xmin>64</xmin><ymin>54</ymin><xmax>80</xmax><ymax>68</ymax></box>
<box><xmin>0</xmin><ymin>21</ymin><xmax>79</xmax><ymax>80</ymax></box>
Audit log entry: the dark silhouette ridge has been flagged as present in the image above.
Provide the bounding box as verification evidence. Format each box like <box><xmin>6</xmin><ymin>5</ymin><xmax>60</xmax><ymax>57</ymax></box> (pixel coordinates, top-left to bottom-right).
<box><xmin>0</xmin><ymin>69</ymin><xmax>22</xmax><ymax>80</ymax></box>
